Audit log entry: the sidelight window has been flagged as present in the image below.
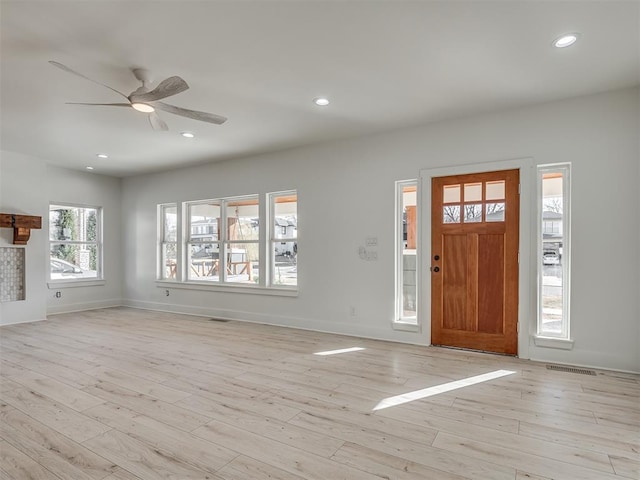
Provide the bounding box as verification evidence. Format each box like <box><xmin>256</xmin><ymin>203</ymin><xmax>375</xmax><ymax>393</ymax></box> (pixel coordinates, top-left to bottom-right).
<box><xmin>537</xmin><ymin>164</ymin><xmax>571</xmax><ymax>339</ymax></box>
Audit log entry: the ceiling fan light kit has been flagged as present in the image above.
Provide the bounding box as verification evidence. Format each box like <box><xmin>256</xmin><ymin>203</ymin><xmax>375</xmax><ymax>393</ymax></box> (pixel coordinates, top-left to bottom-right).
<box><xmin>49</xmin><ymin>61</ymin><xmax>227</xmax><ymax>131</ymax></box>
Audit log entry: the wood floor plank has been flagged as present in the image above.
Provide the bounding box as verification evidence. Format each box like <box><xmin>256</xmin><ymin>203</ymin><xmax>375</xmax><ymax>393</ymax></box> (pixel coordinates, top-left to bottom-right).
<box><xmin>0</xmin><ymin>468</ymin><xmax>16</xmax><ymax>480</ymax></box>
<box><xmin>81</xmin><ymin>381</ymin><xmax>211</xmax><ymax>432</ymax></box>
<box><xmin>174</xmin><ymin>394</ymin><xmax>343</xmax><ymax>457</ymax></box>
<box><xmin>192</xmin><ymin>419</ymin><xmax>382</xmax><ymax>480</ymax></box>
<box><xmin>82</xmin><ymin>367</ymin><xmax>191</xmax><ymax>403</ymax></box>
<box><xmin>217</xmin><ymin>455</ymin><xmax>306</xmax><ymax>480</ymax></box>
<box><xmin>610</xmin><ymin>454</ymin><xmax>640</xmax><ymax>479</ymax></box>
<box><xmin>287</xmin><ymin>411</ymin><xmax>514</xmax><ymax>480</ymax></box>
<box><xmin>0</xmin><ymin>388</ymin><xmax>111</xmax><ymax>443</ymax></box>
<box><xmin>8</xmin><ymin>371</ymin><xmax>105</xmax><ymax>412</ymax></box>
<box><xmin>518</xmin><ymin>420</ymin><xmax>640</xmax><ymax>461</ymax></box>
<box><xmin>432</xmin><ymin>432</ymin><xmax>620</xmax><ymax>480</ymax></box>
<box><xmin>515</xmin><ymin>472</ymin><xmax>552</xmax><ymax>480</ymax></box>
<box><xmin>83</xmin><ymin>430</ymin><xmax>224</xmax><ymax>480</ymax></box>
<box><xmin>0</xmin><ymin>378</ymin><xmax>22</xmax><ymax>394</ymax></box>
<box><xmin>83</xmin><ymin>402</ymin><xmax>238</xmax><ymax>475</ymax></box>
<box><xmin>1</xmin><ymin>307</ymin><xmax>638</xmax><ymax>480</ymax></box>
<box><xmin>170</xmin><ymin>379</ymin><xmax>301</xmax><ymax>422</ymax></box>
<box><xmin>101</xmin><ymin>468</ymin><xmax>143</xmax><ymax>480</ymax></box>
<box><xmin>0</xmin><ymin>439</ymin><xmax>62</xmax><ymax>480</ymax></box>
<box><xmin>0</xmin><ymin>408</ymin><xmax>118</xmax><ymax>480</ymax></box>
<box><xmin>331</xmin><ymin>441</ymin><xmax>472</xmax><ymax>480</ymax></box>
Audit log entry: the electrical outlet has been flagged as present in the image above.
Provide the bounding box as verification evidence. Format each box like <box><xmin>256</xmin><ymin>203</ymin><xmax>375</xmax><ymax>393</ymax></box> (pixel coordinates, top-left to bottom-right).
<box><xmin>165</xmin><ymin>289</ymin><xmax>170</xmax><ymax>297</ymax></box>
<box><xmin>55</xmin><ymin>291</ymin><xmax>61</xmax><ymax>298</ymax></box>
<box><xmin>365</xmin><ymin>237</ymin><xmax>378</xmax><ymax>247</ymax></box>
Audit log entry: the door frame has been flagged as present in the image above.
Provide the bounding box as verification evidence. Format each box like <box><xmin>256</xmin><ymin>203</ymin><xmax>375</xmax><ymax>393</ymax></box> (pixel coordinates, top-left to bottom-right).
<box><xmin>419</xmin><ymin>157</ymin><xmax>534</xmax><ymax>359</ymax></box>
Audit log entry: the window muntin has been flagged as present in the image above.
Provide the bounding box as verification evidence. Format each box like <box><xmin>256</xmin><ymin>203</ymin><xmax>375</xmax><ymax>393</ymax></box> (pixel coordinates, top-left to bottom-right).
<box><xmin>441</xmin><ymin>180</ymin><xmax>506</xmax><ymax>224</ymax></box>
<box><xmin>269</xmin><ymin>192</ymin><xmax>297</xmax><ymax>287</ymax></box>
<box><xmin>49</xmin><ymin>204</ymin><xmax>102</xmax><ymax>281</ymax></box>
<box><xmin>538</xmin><ymin>165</ymin><xmax>571</xmax><ymax>339</ymax></box>
<box><xmin>159</xmin><ymin>204</ymin><xmax>177</xmax><ymax>280</ymax></box>
<box><xmin>395</xmin><ymin>180</ymin><xmax>417</xmax><ymax>325</ymax></box>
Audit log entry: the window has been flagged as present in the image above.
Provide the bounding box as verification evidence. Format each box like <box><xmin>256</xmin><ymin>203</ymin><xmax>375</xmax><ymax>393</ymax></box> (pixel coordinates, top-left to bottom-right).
<box><xmin>159</xmin><ymin>204</ymin><xmax>177</xmax><ymax>280</ymax></box>
<box><xmin>395</xmin><ymin>180</ymin><xmax>417</xmax><ymax>326</ymax></box>
<box><xmin>49</xmin><ymin>204</ymin><xmax>102</xmax><ymax>281</ymax></box>
<box><xmin>537</xmin><ymin>165</ymin><xmax>571</xmax><ymax>339</ymax></box>
<box><xmin>160</xmin><ymin>191</ymin><xmax>297</xmax><ymax>292</ymax></box>
<box><xmin>185</xmin><ymin>196</ymin><xmax>259</xmax><ymax>285</ymax></box>
<box><xmin>269</xmin><ymin>191</ymin><xmax>297</xmax><ymax>287</ymax></box>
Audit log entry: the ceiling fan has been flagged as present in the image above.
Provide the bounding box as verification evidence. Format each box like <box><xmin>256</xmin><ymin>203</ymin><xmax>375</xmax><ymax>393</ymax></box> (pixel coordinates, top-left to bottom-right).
<box><xmin>49</xmin><ymin>61</ymin><xmax>227</xmax><ymax>131</ymax></box>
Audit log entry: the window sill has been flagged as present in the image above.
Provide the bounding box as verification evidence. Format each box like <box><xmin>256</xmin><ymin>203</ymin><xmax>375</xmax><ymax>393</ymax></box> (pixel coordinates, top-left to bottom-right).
<box><xmin>533</xmin><ymin>335</ymin><xmax>574</xmax><ymax>350</ymax></box>
<box><xmin>392</xmin><ymin>320</ymin><xmax>420</xmax><ymax>332</ymax></box>
<box><xmin>156</xmin><ymin>281</ymin><xmax>298</xmax><ymax>297</ymax></box>
<box><xmin>47</xmin><ymin>279</ymin><xmax>105</xmax><ymax>289</ymax></box>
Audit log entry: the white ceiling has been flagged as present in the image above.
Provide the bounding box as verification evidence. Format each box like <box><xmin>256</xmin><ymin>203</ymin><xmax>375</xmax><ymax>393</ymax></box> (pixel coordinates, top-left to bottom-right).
<box><xmin>1</xmin><ymin>1</ymin><xmax>638</xmax><ymax>177</ymax></box>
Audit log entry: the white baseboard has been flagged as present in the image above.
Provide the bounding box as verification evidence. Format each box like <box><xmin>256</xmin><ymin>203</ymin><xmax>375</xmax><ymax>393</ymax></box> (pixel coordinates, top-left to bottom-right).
<box><xmin>47</xmin><ymin>298</ymin><xmax>123</xmax><ymax>316</ymax></box>
<box><xmin>0</xmin><ymin>317</ymin><xmax>47</xmax><ymax>327</ymax></box>
<box><xmin>122</xmin><ymin>299</ymin><xmax>426</xmax><ymax>347</ymax></box>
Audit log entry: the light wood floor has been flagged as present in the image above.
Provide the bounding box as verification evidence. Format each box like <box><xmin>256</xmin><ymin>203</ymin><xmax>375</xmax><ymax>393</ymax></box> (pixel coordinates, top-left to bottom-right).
<box><xmin>1</xmin><ymin>307</ymin><xmax>638</xmax><ymax>480</ymax></box>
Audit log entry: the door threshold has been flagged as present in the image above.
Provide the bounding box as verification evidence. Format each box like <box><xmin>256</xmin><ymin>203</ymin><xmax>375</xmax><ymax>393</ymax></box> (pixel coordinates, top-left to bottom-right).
<box><xmin>432</xmin><ymin>344</ymin><xmax>517</xmax><ymax>357</ymax></box>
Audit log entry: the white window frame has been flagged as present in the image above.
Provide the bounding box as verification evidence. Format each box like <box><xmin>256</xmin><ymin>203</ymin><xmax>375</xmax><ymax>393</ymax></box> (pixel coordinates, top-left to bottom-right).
<box><xmin>536</xmin><ymin>163</ymin><xmax>571</xmax><ymax>342</ymax></box>
<box><xmin>158</xmin><ymin>203</ymin><xmax>178</xmax><ymax>281</ymax></box>
<box><xmin>184</xmin><ymin>196</ymin><xmax>260</xmax><ymax>286</ymax></box>
<box><xmin>394</xmin><ymin>180</ymin><xmax>419</xmax><ymax>330</ymax></box>
<box><xmin>48</xmin><ymin>203</ymin><xmax>103</xmax><ymax>285</ymax></box>
<box><xmin>268</xmin><ymin>190</ymin><xmax>298</xmax><ymax>289</ymax></box>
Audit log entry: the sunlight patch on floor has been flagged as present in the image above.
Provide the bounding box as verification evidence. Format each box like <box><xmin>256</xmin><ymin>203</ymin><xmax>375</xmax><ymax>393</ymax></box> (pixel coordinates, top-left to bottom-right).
<box><xmin>373</xmin><ymin>369</ymin><xmax>516</xmax><ymax>411</ymax></box>
<box><xmin>313</xmin><ymin>347</ymin><xmax>366</xmax><ymax>356</ymax></box>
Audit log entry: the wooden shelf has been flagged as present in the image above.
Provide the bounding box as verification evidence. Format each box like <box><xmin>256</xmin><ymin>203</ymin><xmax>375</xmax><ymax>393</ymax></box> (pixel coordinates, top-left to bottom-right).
<box><xmin>0</xmin><ymin>213</ymin><xmax>42</xmax><ymax>245</ymax></box>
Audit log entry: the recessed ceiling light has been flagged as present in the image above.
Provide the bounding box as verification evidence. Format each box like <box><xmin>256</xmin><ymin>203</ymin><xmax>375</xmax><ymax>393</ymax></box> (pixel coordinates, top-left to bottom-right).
<box><xmin>131</xmin><ymin>103</ymin><xmax>155</xmax><ymax>113</ymax></box>
<box><xmin>313</xmin><ymin>97</ymin><xmax>330</xmax><ymax>106</ymax></box>
<box><xmin>86</xmin><ymin>166</ymin><xmax>94</xmax><ymax>170</ymax></box>
<box><xmin>96</xmin><ymin>153</ymin><xmax>108</xmax><ymax>159</ymax></box>
<box><xmin>553</xmin><ymin>33</ymin><xmax>579</xmax><ymax>48</ymax></box>
<box><xmin>181</xmin><ymin>132</ymin><xmax>195</xmax><ymax>138</ymax></box>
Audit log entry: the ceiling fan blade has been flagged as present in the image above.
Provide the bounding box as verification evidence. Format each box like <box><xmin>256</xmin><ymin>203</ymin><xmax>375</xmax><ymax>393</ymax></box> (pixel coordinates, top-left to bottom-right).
<box><xmin>65</xmin><ymin>102</ymin><xmax>131</xmax><ymax>107</ymax></box>
<box><xmin>153</xmin><ymin>101</ymin><xmax>227</xmax><ymax>125</ymax></box>
<box><xmin>129</xmin><ymin>76</ymin><xmax>189</xmax><ymax>103</ymax></box>
<box><xmin>49</xmin><ymin>61</ymin><xmax>129</xmax><ymax>100</ymax></box>
<box><xmin>149</xmin><ymin>112</ymin><xmax>168</xmax><ymax>131</ymax></box>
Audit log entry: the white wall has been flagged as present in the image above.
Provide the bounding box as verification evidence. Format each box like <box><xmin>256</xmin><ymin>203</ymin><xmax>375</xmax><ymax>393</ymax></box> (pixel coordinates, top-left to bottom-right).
<box><xmin>0</xmin><ymin>154</ymin><xmax>123</xmax><ymax>323</ymax></box>
<box><xmin>0</xmin><ymin>152</ymin><xmax>48</xmax><ymax>325</ymax></box>
<box><xmin>46</xmin><ymin>165</ymin><xmax>123</xmax><ymax>314</ymax></box>
<box><xmin>122</xmin><ymin>87</ymin><xmax>639</xmax><ymax>373</ymax></box>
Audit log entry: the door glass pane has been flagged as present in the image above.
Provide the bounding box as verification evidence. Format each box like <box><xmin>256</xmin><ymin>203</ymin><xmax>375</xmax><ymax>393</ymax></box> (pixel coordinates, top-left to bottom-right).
<box><xmin>443</xmin><ymin>205</ymin><xmax>460</xmax><ymax>223</ymax></box>
<box><xmin>463</xmin><ymin>204</ymin><xmax>482</xmax><ymax>222</ymax></box>
<box><xmin>486</xmin><ymin>180</ymin><xmax>505</xmax><ymax>200</ymax></box>
<box><xmin>464</xmin><ymin>183</ymin><xmax>482</xmax><ymax>202</ymax></box>
<box><xmin>486</xmin><ymin>203</ymin><xmax>505</xmax><ymax>222</ymax></box>
<box><xmin>443</xmin><ymin>184</ymin><xmax>460</xmax><ymax>203</ymax></box>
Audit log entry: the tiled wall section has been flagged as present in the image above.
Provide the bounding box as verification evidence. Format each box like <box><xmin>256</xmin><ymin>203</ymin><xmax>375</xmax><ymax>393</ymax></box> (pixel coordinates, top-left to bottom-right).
<box><xmin>0</xmin><ymin>247</ymin><xmax>25</xmax><ymax>302</ymax></box>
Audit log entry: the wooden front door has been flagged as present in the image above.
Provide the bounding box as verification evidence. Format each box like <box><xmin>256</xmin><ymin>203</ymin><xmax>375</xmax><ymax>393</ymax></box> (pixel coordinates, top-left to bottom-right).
<box><xmin>431</xmin><ymin>169</ymin><xmax>519</xmax><ymax>355</ymax></box>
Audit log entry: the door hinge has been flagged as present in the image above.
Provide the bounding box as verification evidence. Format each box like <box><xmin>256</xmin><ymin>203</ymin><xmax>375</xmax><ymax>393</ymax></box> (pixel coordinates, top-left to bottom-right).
<box><xmin>517</xmin><ymin>252</ymin><xmax>520</xmax><ymax>264</ymax></box>
<box><xmin>518</xmin><ymin>183</ymin><xmax>521</xmax><ymax>194</ymax></box>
